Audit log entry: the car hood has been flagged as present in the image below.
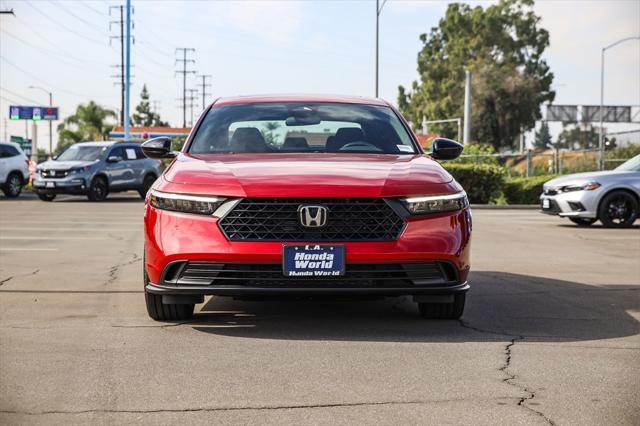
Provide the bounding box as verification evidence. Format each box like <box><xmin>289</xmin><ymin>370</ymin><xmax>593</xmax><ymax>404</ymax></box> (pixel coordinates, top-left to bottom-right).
<box><xmin>543</xmin><ymin>170</ymin><xmax>630</xmax><ymax>188</ymax></box>
<box><xmin>161</xmin><ymin>153</ymin><xmax>460</xmax><ymax>198</ymax></box>
<box><xmin>38</xmin><ymin>160</ymin><xmax>97</xmax><ymax>170</ymax></box>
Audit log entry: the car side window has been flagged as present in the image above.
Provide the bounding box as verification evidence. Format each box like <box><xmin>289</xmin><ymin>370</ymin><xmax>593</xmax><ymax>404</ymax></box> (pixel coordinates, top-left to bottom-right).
<box><xmin>109</xmin><ymin>146</ymin><xmax>124</xmax><ymax>159</ymax></box>
<box><xmin>0</xmin><ymin>146</ymin><xmax>8</xmax><ymax>158</ymax></box>
<box><xmin>0</xmin><ymin>145</ymin><xmax>19</xmax><ymax>157</ymax></box>
<box><xmin>124</xmin><ymin>147</ymin><xmax>138</xmax><ymax>161</ymax></box>
<box><xmin>134</xmin><ymin>146</ymin><xmax>146</xmax><ymax>160</ymax></box>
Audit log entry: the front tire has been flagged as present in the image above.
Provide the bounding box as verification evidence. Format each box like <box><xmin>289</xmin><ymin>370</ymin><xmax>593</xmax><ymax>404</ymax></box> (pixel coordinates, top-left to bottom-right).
<box><xmin>598</xmin><ymin>190</ymin><xmax>638</xmax><ymax>228</ymax></box>
<box><xmin>418</xmin><ymin>293</ymin><xmax>466</xmax><ymax>319</ymax></box>
<box><xmin>569</xmin><ymin>217</ymin><xmax>597</xmax><ymax>226</ymax></box>
<box><xmin>143</xmin><ymin>264</ymin><xmax>194</xmax><ymax>321</ymax></box>
<box><xmin>87</xmin><ymin>176</ymin><xmax>108</xmax><ymax>202</ymax></box>
<box><xmin>2</xmin><ymin>172</ymin><xmax>23</xmax><ymax>198</ymax></box>
<box><xmin>138</xmin><ymin>174</ymin><xmax>156</xmax><ymax>199</ymax></box>
<box><xmin>38</xmin><ymin>193</ymin><xmax>56</xmax><ymax>202</ymax></box>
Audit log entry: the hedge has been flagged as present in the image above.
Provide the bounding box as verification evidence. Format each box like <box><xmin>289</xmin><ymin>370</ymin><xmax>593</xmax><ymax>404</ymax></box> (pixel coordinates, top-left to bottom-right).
<box><xmin>503</xmin><ymin>175</ymin><xmax>555</xmax><ymax>204</ymax></box>
<box><xmin>444</xmin><ymin>163</ymin><xmax>506</xmax><ymax>204</ymax></box>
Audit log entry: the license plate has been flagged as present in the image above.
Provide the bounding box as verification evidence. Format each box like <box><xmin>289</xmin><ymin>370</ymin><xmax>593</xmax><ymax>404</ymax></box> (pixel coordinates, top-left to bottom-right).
<box><xmin>542</xmin><ymin>198</ymin><xmax>550</xmax><ymax>209</ymax></box>
<box><xmin>45</xmin><ymin>182</ymin><xmax>55</xmax><ymax>188</ymax></box>
<box><xmin>283</xmin><ymin>244</ymin><xmax>345</xmax><ymax>277</ymax></box>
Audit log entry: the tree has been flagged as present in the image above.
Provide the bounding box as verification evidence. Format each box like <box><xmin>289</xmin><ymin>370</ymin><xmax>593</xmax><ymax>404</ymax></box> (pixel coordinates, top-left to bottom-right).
<box><xmin>398</xmin><ymin>0</ymin><xmax>555</xmax><ymax>150</ymax></box>
<box><xmin>56</xmin><ymin>101</ymin><xmax>116</xmax><ymax>154</ymax></box>
<box><xmin>132</xmin><ymin>84</ymin><xmax>168</xmax><ymax>127</ymax></box>
<box><xmin>534</xmin><ymin>121</ymin><xmax>552</xmax><ymax>149</ymax></box>
<box><xmin>557</xmin><ymin>124</ymin><xmax>598</xmax><ymax>150</ymax></box>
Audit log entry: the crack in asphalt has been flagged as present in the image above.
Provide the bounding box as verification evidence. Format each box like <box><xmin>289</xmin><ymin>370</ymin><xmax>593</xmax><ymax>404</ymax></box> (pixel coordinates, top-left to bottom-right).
<box><xmin>459</xmin><ymin>320</ymin><xmax>557</xmax><ymax>425</ymax></box>
<box><xmin>104</xmin><ymin>253</ymin><xmax>140</xmax><ymax>286</ymax></box>
<box><xmin>0</xmin><ymin>397</ymin><xmax>474</xmax><ymax>416</ymax></box>
<box><xmin>0</xmin><ymin>269</ymin><xmax>40</xmax><ymax>286</ymax></box>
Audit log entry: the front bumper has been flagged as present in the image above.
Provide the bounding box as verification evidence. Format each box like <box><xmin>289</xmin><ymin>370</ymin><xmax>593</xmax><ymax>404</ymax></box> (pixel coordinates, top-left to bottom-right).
<box><xmin>540</xmin><ymin>189</ymin><xmax>601</xmax><ymax>218</ymax></box>
<box><xmin>144</xmin><ymin>204</ymin><xmax>472</xmax><ymax>296</ymax></box>
<box><xmin>33</xmin><ymin>176</ymin><xmax>88</xmax><ymax>195</ymax></box>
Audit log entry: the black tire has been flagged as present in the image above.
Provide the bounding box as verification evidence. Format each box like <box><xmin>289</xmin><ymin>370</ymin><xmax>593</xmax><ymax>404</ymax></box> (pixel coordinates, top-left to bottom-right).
<box><xmin>418</xmin><ymin>293</ymin><xmax>466</xmax><ymax>319</ymax></box>
<box><xmin>143</xmin><ymin>261</ymin><xmax>194</xmax><ymax>321</ymax></box>
<box><xmin>2</xmin><ymin>172</ymin><xmax>23</xmax><ymax>198</ymax></box>
<box><xmin>87</xmin><ymin>176</ymin><xmax>108</xmax><ymax>202</ymax></box>
<box><xmin>598</xmin><ymin>190</ymin><xmax>639</xmax><ymax>228</ymax></box>
<box><xmin>138</xmin><ymin>174</ymin><xmax>156</xmax><ymax>199</ymax></box>
<box><xmin>38</xmin><ymin>193</ymin><xmax>56</xmax><ymax>202</ymax></box>
<box><xmin>569</xmin><ymin>217</ymin><xmax>597</xmax><ymax>226</ymax></box>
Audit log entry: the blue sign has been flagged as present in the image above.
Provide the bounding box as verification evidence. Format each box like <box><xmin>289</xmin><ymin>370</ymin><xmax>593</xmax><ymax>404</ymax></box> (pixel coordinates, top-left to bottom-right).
<box><xmin>9</xmin><ymin>106</ymin><xmax>58</xmax><ymax>121</ymax></box>
<box><xmin>283</xmin><ymin>244</ymin><xmax>345</xmax><ymax>277</ymax></box>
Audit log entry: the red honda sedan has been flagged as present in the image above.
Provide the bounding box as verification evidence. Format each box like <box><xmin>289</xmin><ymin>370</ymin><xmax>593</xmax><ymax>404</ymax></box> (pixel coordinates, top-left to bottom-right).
<box><xmin>141</xmin><ymin>95</ymin><xmax>471</xmax><ymax>321</ymax></box>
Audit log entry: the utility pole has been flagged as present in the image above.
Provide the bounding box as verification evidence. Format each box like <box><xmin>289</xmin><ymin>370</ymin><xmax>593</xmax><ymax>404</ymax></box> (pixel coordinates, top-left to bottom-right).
<box><xmin>463</xmin><ymin>70</ymin><xmax>472</xmax><ymax>145</ymax></box>
<box><xmin>124</xmin><ymin>0</ymin><xmax>132</xmax><ymax>141</ymax></box>
<box><xmin>110</xmin><ymin>5</ymin><xmax>125</xmax><ymax>125</ymax></box>
<box><xmin>187</xmin><ymin>88</ymin><xmax>198</xmax><ymax>126</ymax></box>
<box><xmin>197</xmin><ymin>74</ymin><xmax>212</xmax><ymax>110</ymax></box>
<box><xmin>151</xmin><ymin>100</ymin><xmax>161</xmax><ymax>115</ymax></box>
<box><xmin>175</xmin><ymin>48</ymin><xmax>196</xmax><ymax>128</ymax></box>
<box><xmin>375</xmin><ymin>0</ymin><xmax>388</xmax><ymax>98</ymax></box>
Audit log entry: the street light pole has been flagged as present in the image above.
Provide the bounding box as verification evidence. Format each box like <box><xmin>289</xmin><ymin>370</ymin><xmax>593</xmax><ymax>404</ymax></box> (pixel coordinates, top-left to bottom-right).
<box><xmin>598</xmin><ymin>36</ymin><xmax>640</xmax><ymax>170</ymax></box>
<box><xmin>375</xmin><ymin>0</ymin><xmax>388</xmax><ymax>98</ymax></box>
<box><xmin>28</xmin><ymin>85</ymin><xmax>53</xmax><ymax>159</ymax></box>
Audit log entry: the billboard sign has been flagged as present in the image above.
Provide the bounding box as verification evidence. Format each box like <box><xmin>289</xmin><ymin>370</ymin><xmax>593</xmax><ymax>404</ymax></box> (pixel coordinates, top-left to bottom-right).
<box><xmin>546</xmin><ymin>105</ymin><xmax>578</xmax><ymax>122</ymax></box>
<box><xmin>9</xmin><ymin>106</ymin><xmax>59</xmax><ymax>121</ymax></box>
<box><xmin>582</xmin><ymin>106</ymin><xmax>631</xmax><ymax>123</ymax></box>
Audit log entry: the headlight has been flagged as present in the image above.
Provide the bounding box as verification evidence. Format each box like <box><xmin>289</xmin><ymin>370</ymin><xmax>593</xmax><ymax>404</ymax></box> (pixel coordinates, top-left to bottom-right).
<box><xmin>149</xmin><ymin>189</ymin><xmax>226</xmax><ymax>215</ymax></box>
<box><xmin>402</xmin><ymin>191</ymin><xmax>469</xmax><ymax>214</ymax></box>
<box><xmin>70</xmin><ymin>166</ymin><xmax>91</xmax><ymax>174</ymax></box>
<box><xmin>559</xmin><ymin>182</ymin><xmax>601</xmax><ymax>193</ymax></box>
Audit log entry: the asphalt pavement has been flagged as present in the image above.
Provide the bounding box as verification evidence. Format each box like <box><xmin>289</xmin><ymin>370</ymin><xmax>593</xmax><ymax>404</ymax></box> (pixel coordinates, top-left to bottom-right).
<box><xmin>0</xmin><ymin>193</ymin><xmax>638</xmax><ymax>425</ymax></box>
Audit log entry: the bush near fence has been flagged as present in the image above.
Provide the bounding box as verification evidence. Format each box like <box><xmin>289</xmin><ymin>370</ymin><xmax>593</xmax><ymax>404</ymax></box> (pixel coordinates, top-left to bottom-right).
<box><xmin>503</xmin><ymin>175</ymin><xmax>555</xmax><ymax>204</ymax></box>
<box><xmin>444</xmin><ymin>163</ymin><xmax>506</xmax><ymax>204</ymax></box>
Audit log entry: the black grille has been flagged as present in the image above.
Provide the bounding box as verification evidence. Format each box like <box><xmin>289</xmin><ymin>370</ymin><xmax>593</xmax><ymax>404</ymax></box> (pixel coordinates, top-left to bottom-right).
<box><xmin>541</xmin><ymin>198</ymin><xmax>561</xmax><ymax>213</ymax></box>
<box><xmin>163</xmin><ymin>262</ymin><xmax>456</xmax><ymax>288</ymax></box>
<box><xmin>219</xmin><ymin>198</ymin><xmax>405</xmax><ymax>241</ymax></box>
<box><xmin>41</xmin><ymin>169</ymin><xmax>70</xmax><ymax>179</ymax></box>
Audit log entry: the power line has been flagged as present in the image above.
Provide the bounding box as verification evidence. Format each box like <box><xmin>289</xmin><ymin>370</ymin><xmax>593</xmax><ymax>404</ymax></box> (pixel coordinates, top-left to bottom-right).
<box><xmin>50</xmin><ymin>0</ymin><xmax>109</xmax><ymax>33</ymax></box>
<box><xmin>0</xmin><ymin>87</ymin><xmax>41</xmax><ymax>105</ymax></box>
<box><xmin>175</xmin><ymin>48</ymin><xmax>196</xmax><ymax>128</ymax></box>
<box><xmin>23</xmin><ymin>0</ymin><xmax>105</xmax><ymax>46</ymax></box>
<box><xmin>80</xmin><ymin>0</ymin><xmax>108</xmax><ymax>17</ymax></box>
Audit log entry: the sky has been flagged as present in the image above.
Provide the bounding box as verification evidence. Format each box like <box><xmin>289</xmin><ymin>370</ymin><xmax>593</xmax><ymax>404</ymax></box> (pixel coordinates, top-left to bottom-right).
<box><xmin>0</xmin><ymin>0</ymin><xmax>639</xmax><ymax>151</ymax></box>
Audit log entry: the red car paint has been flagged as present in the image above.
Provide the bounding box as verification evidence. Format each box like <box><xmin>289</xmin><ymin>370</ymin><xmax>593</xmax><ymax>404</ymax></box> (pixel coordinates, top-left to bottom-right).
<box><xmin>144</xmin><ymin>95</ymin><xmax>471</xmax><ymax>296</ymax></box>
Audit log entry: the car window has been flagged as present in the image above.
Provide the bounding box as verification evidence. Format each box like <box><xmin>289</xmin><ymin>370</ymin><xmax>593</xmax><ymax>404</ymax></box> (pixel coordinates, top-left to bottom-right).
<box><xmin>0</xmin><ymin>145</ymin><xmax>8</xmax><ymax>158</ymax></box>
<box><xmin>189</xmin><ymin>102</ymin><xmax>417</xmax><ymax>155</ymax></box>
<box><xmin>124</xmin><ymin>147</ymin><xmax>137</xmax><ymax>160</ymax></box>
<box><xmin>109</xmin><ymin>146</ymin><xmax>125</xmax><ymax>159</ymax></box>
<box><xmin>0</xmin><ymin>145</ymin><xmax>20</xmax><ymax>157</ymax></box>
<box><xmin>134</xmin><ymin>146</ymin><xmax>146</xmax><ymax>160</ymax></box>
<box><xmin>615</xmin><ymin>155</ymin><xmax>640</xmax><ymax>172</ymax></box>
<box><xmin>58</xmin><ymin>145</ymin><xmax>108</xmax><ymax>161</ymax></box>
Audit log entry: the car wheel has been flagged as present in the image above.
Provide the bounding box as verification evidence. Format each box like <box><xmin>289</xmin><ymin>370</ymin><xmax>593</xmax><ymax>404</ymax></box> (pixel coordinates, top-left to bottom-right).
<box><xmin>598</xmin><ymin>190</ymin><xmax>638</xmax><ymax>228</ymax></box>
<box><xmin>87</xmin><ymin>176</ymin><xmax>108</xmax><ymax>202</ymax></box>
<box><xmin>143</xmin><ymin>258</ymin><xmax>194</xmax><ymax>321</ymax></box>
<box><xmin>2</xmin><ymin>172</ymin><xmax>23</xmax><ymax>198</ymax></box>
<box><xmin>569</xmin><ymin>217</ymin><xmax>597</xmax><ymax>226</ymax></box>
<box><xmin>418</xmin><ymin>293</ymin><xmax>465</xmax><ymax>320</ymax></box>
<box><xmin>138</xmin><ymin>174</ymin><xmax>156</xmax><ymax>199</ymax></box>
<box><xmin>38</xmin><ymin>193</ymin><xmax>56</xmax><ymax>202</ymax></box>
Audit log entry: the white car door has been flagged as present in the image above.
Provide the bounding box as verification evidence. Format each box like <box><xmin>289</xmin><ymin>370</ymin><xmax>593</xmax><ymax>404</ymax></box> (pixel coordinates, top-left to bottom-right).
<box><xmin>0</xmin><ymin>145</ymin><xmax>10</xmax><ymax>184</ymax></box>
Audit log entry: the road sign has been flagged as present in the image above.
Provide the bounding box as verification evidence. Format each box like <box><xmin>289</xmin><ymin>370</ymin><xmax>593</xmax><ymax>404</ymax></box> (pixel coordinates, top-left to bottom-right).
<box><xmin>10</xmin><ymin>135</ymin><xmax>32</xmax><ymax>154</ymax></box>
<box><xmin>582</xmin><ymin>106</ymin><xmax>631</xmax><ymax>123</ymax></box>
<box><xmin>546</xmin><ymin>105</ymin><xmax>578</xmax><ymax>122</ymax></box>
<box><xmin>9</xmin><ymin>106</ymin><xmax>58</xmax><ymax>121</ymax></box>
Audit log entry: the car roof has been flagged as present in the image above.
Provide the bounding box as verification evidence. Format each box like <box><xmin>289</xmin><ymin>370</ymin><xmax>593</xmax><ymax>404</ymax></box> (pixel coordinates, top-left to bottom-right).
<box><xmin>0</xmin><ymin>141</ymin><xmax>24</xmax><ymax>151</ymax></box>
<box><xmin>213</xmin><ymin>94</ymin><xmax>390</xmax><ymax>107</ymax></box>
<box><xmin>74</xmin><ymin>141</ymin><xmax>117</xmax><ymax>147</ymax></box>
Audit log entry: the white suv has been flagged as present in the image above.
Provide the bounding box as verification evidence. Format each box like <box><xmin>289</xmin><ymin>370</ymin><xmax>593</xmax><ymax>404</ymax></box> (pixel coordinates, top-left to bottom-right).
<box><xmin>0</xmin><ymin>142</ymin><xmax>30</xmax><ymax>198</ymax></box>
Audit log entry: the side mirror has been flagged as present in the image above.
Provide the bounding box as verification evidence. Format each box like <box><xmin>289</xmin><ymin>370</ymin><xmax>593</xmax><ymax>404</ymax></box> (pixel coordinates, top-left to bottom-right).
<box><xmin>431</xmin><ymin>138</ymin><xmax>463</xmax><ymax>160</ymax></box>
<box><xmin>52</xmin><ymin>155</ymin><xmax>58</xmax><ymax>160</ymax></box>
<box><xmin>141</xmin><ymin>137</ymin><xmax>176</xmax><ymax>159</ymax></box>
<box><xmin>107</xmin><ymin>156</ymin><xmax>122</xmax><ymax>163</ymax></box>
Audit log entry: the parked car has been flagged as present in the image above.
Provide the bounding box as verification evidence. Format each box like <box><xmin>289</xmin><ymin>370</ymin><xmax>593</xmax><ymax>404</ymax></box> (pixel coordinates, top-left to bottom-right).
<box><xmin>141</xmin><ymin>95</ymin><xmax>471</xmax><ymax>321</ymax></box>
<box><xmin>0</xmin><ymin>141</ymin><xmax>30</xmax><ymax>198</ymax></box>
<box><xmin>33</xmin><ymin>141</ymin><xmax>162</xmax><ymax>202</ymax></box>
<box><xmin>540</xmin><ymin>154</ymin><xmax>640</xmax><ymax>227</ymax></box>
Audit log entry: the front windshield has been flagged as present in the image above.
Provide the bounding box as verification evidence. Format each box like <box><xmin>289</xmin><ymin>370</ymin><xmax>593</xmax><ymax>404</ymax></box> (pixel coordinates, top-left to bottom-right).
<box><xmin>57</xmin><ymin>145</ymin><xmax>108</xmax><ymax>162</ymax></box>
<box><xmin>615</xmin><ymin>154</ymin><xmax>640</xmax><ymax>172</ymax></box>
<box><xmin>189</xmin><ymin>102</ymin><xmax>417</xmax><ymax>155</ymax></box>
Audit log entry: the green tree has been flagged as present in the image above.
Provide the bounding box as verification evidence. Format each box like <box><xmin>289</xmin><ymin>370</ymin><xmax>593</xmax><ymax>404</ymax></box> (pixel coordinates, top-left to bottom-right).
<box><xmin>262</xmin><ymin>122</ymin><xmax>280</xmax><ymax>146</ymax></box>
<box><xmin>557</xmin><ymin>124</ymin><xmax>598</xmax><ymax>150</ymax></box>
<box><xmin>398</xmin><ymin>0</ymin><xmax>555</xmax><ymax>150</ymax></box>
<box><xmin>534</xmin><ymin>121</ymin><xmax>552</xmax><ymax>149</ymax></box>
<box><xmin>56</xmin><ymin>101</ymin><xmax>116</xmax><ymax>154</ymax></box>
<box><xmin>132</xmin><ymin>84</ymin><xmax>168</xmax><ymax>127</ymax></box>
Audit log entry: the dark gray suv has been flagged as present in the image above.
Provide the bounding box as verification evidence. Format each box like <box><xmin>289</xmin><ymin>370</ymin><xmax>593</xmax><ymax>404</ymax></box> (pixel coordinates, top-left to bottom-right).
<box><xmin>33</xmin><ymin>141</ymin><xmax>162</xmax><ymax>201</ymax></box>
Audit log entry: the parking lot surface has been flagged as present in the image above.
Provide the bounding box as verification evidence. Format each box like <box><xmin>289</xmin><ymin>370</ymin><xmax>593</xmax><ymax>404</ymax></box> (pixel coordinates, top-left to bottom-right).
<box><xmin>1</xmin><ymin>193</ymin><xmax>638</xmax><ymax>425</ymax></box>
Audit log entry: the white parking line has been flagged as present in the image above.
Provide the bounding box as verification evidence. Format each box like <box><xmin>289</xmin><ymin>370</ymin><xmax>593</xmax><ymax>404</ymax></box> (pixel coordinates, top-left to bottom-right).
<box><xmin>0</xmin><ymin>236</ymin><xmax>109</xmax><ymax>240</ymax></box>
<box><xmin>0</xmin><ymin>227</ymin><xmax>139</xmax><ymax>232</ymax></box>
<box><xmin>0</xmin><ymin>248</ymin><xmax>59</xmax><ymax>251</ymax></box>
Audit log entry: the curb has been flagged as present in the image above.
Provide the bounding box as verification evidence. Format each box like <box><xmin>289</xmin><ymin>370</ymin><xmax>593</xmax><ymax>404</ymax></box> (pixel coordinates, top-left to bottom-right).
<box><xmin>470</xmin><ymin>204</ymin><xmax>539</xmax><ymax>210</ymax></box>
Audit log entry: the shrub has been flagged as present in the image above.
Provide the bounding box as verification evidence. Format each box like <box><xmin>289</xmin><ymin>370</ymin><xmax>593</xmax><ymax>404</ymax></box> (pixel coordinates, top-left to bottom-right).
<box><xmin>450</xmin><ymin>143</ymin><xmax>500</xmax><ymax>165</ymax></box>
<box><xmin>444</xmin><ymin>163</ymin><xmax>506</xmax><ymax>204</ymax></box>
<box><xmin>503</xmin><ymin>175</ymin><xmax>555</xmax><ymax>204</ymax></box>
